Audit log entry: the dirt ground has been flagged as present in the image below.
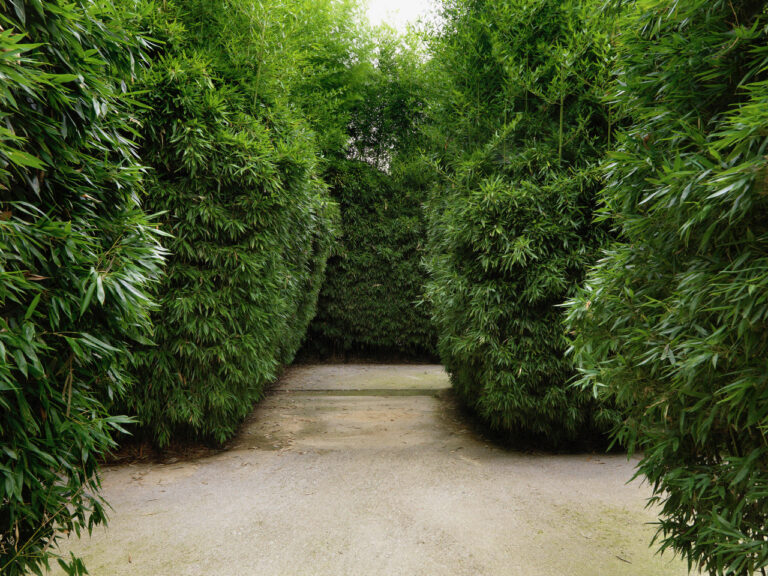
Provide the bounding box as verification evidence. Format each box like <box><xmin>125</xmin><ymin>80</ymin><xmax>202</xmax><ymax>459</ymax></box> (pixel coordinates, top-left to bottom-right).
<box><xmin>48</xmin><ymin>365</ymin><xmax>693</xmax><ymax>576</ymax></box>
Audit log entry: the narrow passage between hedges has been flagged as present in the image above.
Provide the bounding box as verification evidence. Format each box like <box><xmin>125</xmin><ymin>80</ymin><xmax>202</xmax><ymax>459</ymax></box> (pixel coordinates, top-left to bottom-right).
<box><xmin>49</xmin><ymin>365</ymin><xmax>694</xmax><ymax>576</ymax></box>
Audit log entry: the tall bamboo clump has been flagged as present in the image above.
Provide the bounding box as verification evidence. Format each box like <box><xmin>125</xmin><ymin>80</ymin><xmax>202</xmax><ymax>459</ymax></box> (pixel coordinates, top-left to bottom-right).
<box><xmin>0</xmin><ymin>2</ymin><xmax>164</xmax><ymax>574</ymax></box>
<box><xmin>115</xmin><ymin>0</ymin><xmax>338</xmax><ymax>446</ymax></box>
<box><xmin>566</xmin><ymin>1</ymin><xmax>768</xmax><ymax>573</ymax></box>
<box><xmin>424</xmin><ymin>0</ymin><xmax>619</xmax><ymax>446</ymax></box>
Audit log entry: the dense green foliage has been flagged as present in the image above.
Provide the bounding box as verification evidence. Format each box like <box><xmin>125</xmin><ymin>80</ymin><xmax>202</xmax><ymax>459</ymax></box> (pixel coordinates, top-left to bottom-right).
<box><xmin>116</xmin><ymin>0</ymin><xmax>338</xmax><ymax>446</ymax></box>
<box><xmin>304</xmin><ymin>160</ymin><xmax>436</xmax><ymax>359</ymax></box>
<box><xmin>304</xmin><ymin>34</ymin><xmax>437</xmax><ymax>359</ymax></box>
<box><xmin>423</xmin><ymin>0</ymin><xmax>619</xmax><ymax>445</ymax></box>
<box><xmin>0</xmin><ymin>2</ymin><xmax>163</xmax><ymax>574</ymax></box>
<box><xmin>6</xmin><ymin>0</ymin><xmax>768</xmax><ymax>573</ymax></box>
<box><xmin>566</xmin><ymin>1</ymin><xmax>768</xmax><ymax>573</ymax></box>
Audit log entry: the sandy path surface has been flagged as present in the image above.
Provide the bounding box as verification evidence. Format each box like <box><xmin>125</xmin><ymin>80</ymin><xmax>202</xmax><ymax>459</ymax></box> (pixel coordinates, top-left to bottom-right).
<box><xmin>49</xmin><ymin>364</ymin><xmax>692</xmax><ymax>576</ymax></box>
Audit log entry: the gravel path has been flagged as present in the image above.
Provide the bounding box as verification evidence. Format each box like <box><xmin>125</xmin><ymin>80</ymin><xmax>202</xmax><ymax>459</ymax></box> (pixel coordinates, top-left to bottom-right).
<box><xmin>48</xmin><ymin>364</ymin><xmax>692</xmax><ymax>576</ymax></box>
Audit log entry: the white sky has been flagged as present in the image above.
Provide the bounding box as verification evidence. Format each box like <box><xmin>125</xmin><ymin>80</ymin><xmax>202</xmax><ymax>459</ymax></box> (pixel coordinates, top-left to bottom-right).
<box><xmin>366</xmin><ymin>0</ymin><xmax>435</xmax><ymax>32</ymax></box>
